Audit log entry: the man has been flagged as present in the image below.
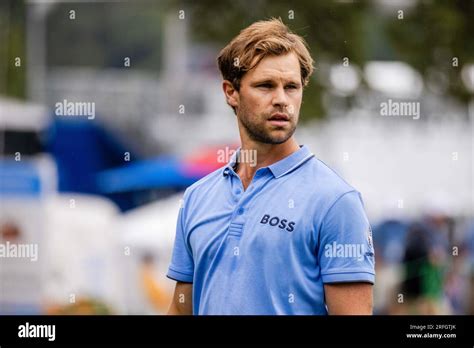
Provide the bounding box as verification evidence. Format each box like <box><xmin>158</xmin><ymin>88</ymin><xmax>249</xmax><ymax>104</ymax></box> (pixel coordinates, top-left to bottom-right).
<box><xmin>167</xmin><ymin>18</ymin><xmax>375</xmax><ymax>315</ymax></box>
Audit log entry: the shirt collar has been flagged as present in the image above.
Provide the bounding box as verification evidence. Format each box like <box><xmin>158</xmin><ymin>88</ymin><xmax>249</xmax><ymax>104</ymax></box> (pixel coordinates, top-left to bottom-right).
<box><xmin>222</xmin><ymin>149</ymin><xmax>239</xmax><ymax>177</ymax></box>
<box><xmin>222</xmin><ymin>145</ymin><xmax>314</xmax><ymax>178</ymax></box>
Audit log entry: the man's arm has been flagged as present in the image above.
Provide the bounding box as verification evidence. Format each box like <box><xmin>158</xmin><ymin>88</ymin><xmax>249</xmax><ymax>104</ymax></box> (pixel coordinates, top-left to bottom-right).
<box><xmin>167</xmin><ymin>281</ymin><xmax>193</xmax><ymax>315</ymax></box>
<box><xmin>324</xmin><ymin>282</ymin><xmax>373</xmax><ymax>315</ymax></box>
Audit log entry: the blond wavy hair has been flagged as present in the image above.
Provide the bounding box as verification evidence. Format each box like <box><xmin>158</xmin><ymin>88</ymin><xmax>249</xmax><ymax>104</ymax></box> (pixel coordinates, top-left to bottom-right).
<box><xmin>217</xmin><ymin>18</ymin><xmax>314</xmax><ymax>91</ymax></box>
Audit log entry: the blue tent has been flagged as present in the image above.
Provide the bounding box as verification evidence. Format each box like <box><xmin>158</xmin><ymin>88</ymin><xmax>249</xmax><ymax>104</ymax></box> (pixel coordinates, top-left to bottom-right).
<box><xmin>96</xmin><ymin>155</ymin><xmax>199</xmax><ymax>193</ymax></box>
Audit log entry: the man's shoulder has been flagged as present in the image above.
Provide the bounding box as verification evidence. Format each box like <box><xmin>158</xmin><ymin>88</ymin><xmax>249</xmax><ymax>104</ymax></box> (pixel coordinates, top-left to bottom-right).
<box><xmin>304</xmin><ymin>157</ymin><xmax>367</xmax><ymax>224</ymax></box>
<box><xmin>303</xmin><ymin>157</ymin><xmax>361</xmax><ymax>210</ymax></box>
<box><xmin>307</xmin><ymin>156</ymin><xmax>357</xmax><ymax>194</ymax></box>
<box><xmin>183</xmin><ymin>165</ymin><xmax>226</xmax><ymax>200</ymax></box>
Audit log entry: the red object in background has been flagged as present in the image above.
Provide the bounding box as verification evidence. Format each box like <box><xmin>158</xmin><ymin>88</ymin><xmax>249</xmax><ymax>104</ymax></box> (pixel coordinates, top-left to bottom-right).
<box><xmin>181</xmin><ymin>143</ymin><xmax>239</xmax><ymax>177</ymax></box>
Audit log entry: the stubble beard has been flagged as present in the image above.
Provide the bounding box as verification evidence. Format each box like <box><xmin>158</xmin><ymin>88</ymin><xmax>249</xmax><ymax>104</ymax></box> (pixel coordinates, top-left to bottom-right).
<box><xmin>238</xmin><ymin>102</ymin><xmax>297</xmax><ymax>145</ymax></box>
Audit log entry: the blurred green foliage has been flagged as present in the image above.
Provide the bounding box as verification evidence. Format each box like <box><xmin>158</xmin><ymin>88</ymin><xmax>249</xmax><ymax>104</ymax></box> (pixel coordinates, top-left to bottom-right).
<box><xmin>1</xmin><ymin>0</ymin><xmax>473</xmax><ymax>119</ymax></box>
<box><xmin>181</xmin><ymin>0</ymin><xmax>371</xmax><ymax>119</ymax></box>
<box><xmin>385</xmin><ymin>0</ymin><xmax>474</xmax><ymax>104</ymax></box>
<box><xmin>0</xmin><ymin>0</ymin><xmax>26</xmax><ymax>99</ymax></box>
<box><xmin>45</xmin><ymin>2</ymin><xmax>164</xmax><ymax>69</ymax></box>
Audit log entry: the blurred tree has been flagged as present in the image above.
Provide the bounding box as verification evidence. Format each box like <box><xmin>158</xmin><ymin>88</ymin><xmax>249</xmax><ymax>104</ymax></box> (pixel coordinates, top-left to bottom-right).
<box><xmin>181</xmin><ymin>0</ymin><xmax>370</xmax><ymax>121</ymax></box>
<box><xmin>1</xmin><ymin>0</ymin><xmax>472</xmax><ymax>117</ymax></box>
<box><xmin>0</xmin><ymin>0</ymin><xmax>26</xmax><ymax>98</ymax></box>
<box><xmin>385</xmin><ymin>0</ymin><xmax>474</xmax><ymax>104</ymax></box>
<box><xmin>46</xmin><ymin>2</ymin><xmax>164</xmax><ymax>70</ymax></box>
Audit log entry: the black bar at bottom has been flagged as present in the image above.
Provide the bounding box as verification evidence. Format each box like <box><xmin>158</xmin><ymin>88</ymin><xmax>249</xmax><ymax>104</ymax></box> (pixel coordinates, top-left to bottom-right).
<box><xmin>0</xmin><ymin>315</ymin><xmax>472</xmax><ymax>346</ymax></box>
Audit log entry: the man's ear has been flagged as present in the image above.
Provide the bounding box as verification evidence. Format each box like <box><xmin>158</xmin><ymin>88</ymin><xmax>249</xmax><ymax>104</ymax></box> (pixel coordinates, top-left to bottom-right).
<box><xmin>222</xmin><ymin>80</ymin><xmax>239</xmax><ymax>111</ymax></box>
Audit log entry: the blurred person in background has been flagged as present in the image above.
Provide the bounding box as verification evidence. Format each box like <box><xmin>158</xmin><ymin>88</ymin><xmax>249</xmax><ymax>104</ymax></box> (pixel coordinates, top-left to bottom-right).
<box><xmin>464</xmin><ymin>222</ymin><xmax>474</xmax><ymax>314</ymax></box>
<box><xmin>396</xmin><ymin>221</ymin><xmax>448</xmax><ymax>314</ymax></box>
<box><xmin>140</xmin><ymin>253</ymin><xmax>172</xmax><ymax>314</ymax></box>
<box><xmin>444</xmin><ymin>243</ymin><xmax>470</xmax><ymax>315</ymax></box>
<box><xmin>372</xmin><ymin>220</ymin><xmax>409</xmax><ymax>314</ymax></box>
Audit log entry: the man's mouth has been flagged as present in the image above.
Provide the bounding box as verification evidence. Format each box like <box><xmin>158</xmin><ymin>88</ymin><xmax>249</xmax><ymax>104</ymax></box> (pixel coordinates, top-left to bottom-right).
<box><xmin>268</xmin><ymin>113</ymin><xmax>290</xmax><ymax>126</ymax></box>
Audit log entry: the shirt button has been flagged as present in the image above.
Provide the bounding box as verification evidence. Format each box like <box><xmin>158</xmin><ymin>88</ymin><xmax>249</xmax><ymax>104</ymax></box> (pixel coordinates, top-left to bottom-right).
<box><xmin>237</xmin><ymin>207</ymin><xmax>244</xmax><ymax>215</ymax></box>
<box><xmin>235</xmin><ymin>189</ymin><xmax>241</xmax><ymax>195</ymax></box>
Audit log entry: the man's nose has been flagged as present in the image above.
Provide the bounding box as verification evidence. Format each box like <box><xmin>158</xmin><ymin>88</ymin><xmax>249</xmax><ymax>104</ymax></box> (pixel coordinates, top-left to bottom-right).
<box><xmin>271</xmin><ymin>86</ymin><xmax>289</xmax><ymax>108</ymax></box>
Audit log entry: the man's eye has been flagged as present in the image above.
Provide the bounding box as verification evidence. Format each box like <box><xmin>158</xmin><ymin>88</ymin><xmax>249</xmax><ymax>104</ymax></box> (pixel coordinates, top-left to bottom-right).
<box><xmin>258</xmin><ymin>84</ymin><xmax>272</xmax><ymax>88</ymax></box>
<box><xmin>285</xmin><ymin>85</ymin><xmax>298</xmax><ymax>89</ymax></box>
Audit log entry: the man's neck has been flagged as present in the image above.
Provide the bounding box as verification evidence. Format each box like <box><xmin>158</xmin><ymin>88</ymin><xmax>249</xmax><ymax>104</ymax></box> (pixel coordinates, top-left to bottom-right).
<box><xmin>235</xmin><ymin>137</ymin><xmax>300</xmax><ymax>190</ymax></box>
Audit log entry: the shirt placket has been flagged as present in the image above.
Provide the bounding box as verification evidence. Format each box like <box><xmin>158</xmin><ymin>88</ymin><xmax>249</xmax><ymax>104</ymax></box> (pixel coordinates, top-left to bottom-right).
<box><xmin>226</xmin><ymin>169</ymin><xmax>268</xmax><ymax>239</ymax></box>
<box><xmin>225</xmin><ymin>172</ymin><xmax>244</xmax><ymax>238</ymax></box>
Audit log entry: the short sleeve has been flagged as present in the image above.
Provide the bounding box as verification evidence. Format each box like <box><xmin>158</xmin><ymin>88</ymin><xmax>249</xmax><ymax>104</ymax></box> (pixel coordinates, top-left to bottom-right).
<box><xmin>318</xmin><ymin>190</ymin><xmax>375</xmax><ymax>284</ymax></box>
<box><xmin>166</xmin><ymin>194</ymin><xmax>194</xmax><ymax>283</ymax></box>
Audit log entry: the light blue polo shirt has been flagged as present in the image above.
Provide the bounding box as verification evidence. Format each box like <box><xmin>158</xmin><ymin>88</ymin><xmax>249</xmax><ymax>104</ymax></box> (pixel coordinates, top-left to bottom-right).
<box><xmin>167</xmin><ymin>145</ymin><xmax>375</xmax><ymax>315</ymax></box>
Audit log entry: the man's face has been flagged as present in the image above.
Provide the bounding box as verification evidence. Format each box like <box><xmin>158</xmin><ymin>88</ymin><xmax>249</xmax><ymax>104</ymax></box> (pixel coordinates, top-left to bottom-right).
<box><xmin>234</xmin><ymin>52</ymin><xmax>303</xmax><ymax>145</ymax></box>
